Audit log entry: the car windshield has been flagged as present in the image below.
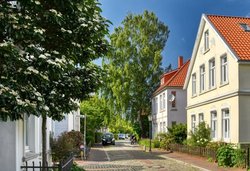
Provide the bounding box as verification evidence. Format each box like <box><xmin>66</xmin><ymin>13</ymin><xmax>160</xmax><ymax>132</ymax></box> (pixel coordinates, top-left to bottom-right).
<box><xmin>103</xmin><ymin>133</ymin><xmax>112</xmax><ymax>138</ymax></box>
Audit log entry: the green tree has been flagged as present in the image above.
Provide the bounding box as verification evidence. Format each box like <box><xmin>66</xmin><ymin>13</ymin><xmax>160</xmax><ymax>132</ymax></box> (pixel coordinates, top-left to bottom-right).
<box><xmin>102</xmin><ymin>10</ymin><xmax>169</xmax><ymax>137</ymax></box>
<box><xmin>0</xmin><ymin>0</ymin><xmax>109</xmax><ymax>168</ymax></box>
<box><xmin>80</xmin><ymin>96</ymin><xmax>111</xmax><ymax>144</ymax></box>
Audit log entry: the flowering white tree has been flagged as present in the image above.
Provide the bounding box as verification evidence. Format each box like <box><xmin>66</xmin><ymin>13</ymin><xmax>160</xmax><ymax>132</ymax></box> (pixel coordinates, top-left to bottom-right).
<box><xmin>0</xmin><ymin>0</ymin><xmax>109</xmax><ymax>168</ymax></box>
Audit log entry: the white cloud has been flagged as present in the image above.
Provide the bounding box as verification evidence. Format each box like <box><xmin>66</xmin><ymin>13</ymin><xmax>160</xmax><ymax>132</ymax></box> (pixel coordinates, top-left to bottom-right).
<box><xmin>246</xmin><ymin>12</ymin><xmax>250</xmax><ymax>17</ymax></box>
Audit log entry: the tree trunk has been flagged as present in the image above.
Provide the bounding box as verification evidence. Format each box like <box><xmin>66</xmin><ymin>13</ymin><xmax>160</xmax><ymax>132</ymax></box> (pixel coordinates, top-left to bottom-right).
<box><xmin>42</xmin><ymin>115</ymin><xmax>47</xmax><ymax>171</ymax></box>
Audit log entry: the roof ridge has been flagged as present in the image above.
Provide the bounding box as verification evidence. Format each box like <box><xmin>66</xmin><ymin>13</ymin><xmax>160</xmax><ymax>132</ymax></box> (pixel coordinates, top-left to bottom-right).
<box><xmin>206</xmin><ymin>14</ymin><xmax>250</xmax><ymax>20</ymax></box>
<box><xmin>165</xmin><ymin>59</ymin><xmax>190</xmax><ymax>86</ymax></box>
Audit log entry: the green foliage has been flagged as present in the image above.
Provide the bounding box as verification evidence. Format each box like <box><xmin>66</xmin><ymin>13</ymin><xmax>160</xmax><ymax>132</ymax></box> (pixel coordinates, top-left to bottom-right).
<box><xmin>188</xmin><ymin>122</ymin><xmax>211</xmax><ymax>147</ymax></box>
<box><xmin>0</xmin><ymin>0</ymin><xmax>109</xmax><ymax>121</ymax></box>
<box><xmin>51</xmin><ymin>131</ymin><xmax>83</xmax><ymax>162</ymax></box>
<box><xmin>152</xmin><ymin>139</ymin><xmax>160</xmax><ymax>148</ymax></box>
<box><xmin>167</xmin><ymin>123</ymin><xmax>187</xmax><ymax>144</ymax></box>
<box><xmin>216</xmin><ymin>144</ymin><xmax>245</xmax><ymax>168</ymax></box>
<box><xmin>156</xmin><ymin>133</ymin><xmax>174</xmax><ymax>150</ymax></box>
<box><xmin>102</xmin><ymin>10</ymin><xmax>169</xmax><ymax>136</ymax></box>
<box><xmin>139</xmin><ymin>139</ymin><xmax>160</xmax><ymax>148</ymax></box>
<box><xmin>206</xmin><ymin>141</ymin><xmax>226</xmax><ymax>150</ymax></box>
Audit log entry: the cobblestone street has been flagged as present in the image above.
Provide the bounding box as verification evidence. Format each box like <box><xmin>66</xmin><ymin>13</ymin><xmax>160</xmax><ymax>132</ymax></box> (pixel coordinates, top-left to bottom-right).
<box><xmin>76</xmin><ymin>140</ymin><xmax>202</xmax><ymax>171</ymax></box>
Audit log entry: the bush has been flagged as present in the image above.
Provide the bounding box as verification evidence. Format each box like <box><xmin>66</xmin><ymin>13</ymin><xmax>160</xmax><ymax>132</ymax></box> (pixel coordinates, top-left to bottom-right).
<box><xmin>167</xmin><ymin>123</ymin><xmax>187</xmax><ymax>144</ymax></box>
<box><xmin>51</xmin><ymin>131</ymin><xmax>83</xmax><ymax>162</ymax></box>
<box><xmin>216</xmin><ymin>144</ymin><xmax>245</xmax><ymax>168</ymax></box>
<box><xmin>188</xmin><ymin>122</ymin><xmax>211</xmax><ymax>147</ymax></box>
<box><xmin>157</xmin><ymin>133</ymin><xmax>174</xmax><ymax>150</ymax></box>
<box><xmin>152</xmin><ymin>139</ymin><xmax>160</xmax><ymax>148</ymax></box>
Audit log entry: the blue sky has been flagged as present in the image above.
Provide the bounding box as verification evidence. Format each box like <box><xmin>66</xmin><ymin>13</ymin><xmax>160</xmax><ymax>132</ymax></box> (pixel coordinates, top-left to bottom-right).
<box><xmin>98</xmin><ymin>0</ymin><xmax>250</xmax><ymax>69</ymax></box>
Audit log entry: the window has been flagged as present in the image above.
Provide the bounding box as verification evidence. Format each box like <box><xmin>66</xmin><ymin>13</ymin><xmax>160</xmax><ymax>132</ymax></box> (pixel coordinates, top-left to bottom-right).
<box><xmin>211</xmin><ymin>111</ymin><xmax>217</xmax><ymax>139</ymax></box>
<box><xmin>209</xmin><ymin>59</ymin><xmax>216</xmax><ymax>88</ymax></box>
<box><xmin>160</xmin><ymin>95</ymin><xmax>162</xmax><ymax>110</ymax></box>
<box><xmin>172</xmin><ymin>121</ymin><xmax>176</xmax><ymax>127</ymax></box>
<box><xmin>163</xmin><ymin>93</ymin><xmax>166</xmax><ymax>109</ymax></box>
<box><xmin>200</xmin><ymin>65</ymin><xmax>205</xmax><ymax>92</ymax></box>
<box><xmin>191</xmin><ymin>115</ymin><xmax>196</xmax><ymax>133</ymax></box>
<box><xmin>240</xmin><ymin>23</ymin><xmax>250</xmax><ymax>32</ymax></box>
<box><xmin>192</xmin><ymin>73</ymin><xmax>197</xmax><ymax>96</ymax></box>
<box><xmin>160</xmin><ymin>122</ymin><xmax>162</xmax><ymax>132</ymax></box>
<box><xmin>163</xmin><ymin>122</ymin><xmax>166</xmax><ymax>132</ymax></box>
<box><xmin>171</xmin><ymin>91</ymin><xmax>176</xmax><ymax>108</ymax></box>
<box><xmin>152</xmin><ymin>98</ymin><xmax>155</xmax><ymax>114</ymax></box>
<box><xmin>155</xmin><ymin>97</ymin><xmax>158</xmax><ymax>113</ymax></box>
<box><xmin>222</xmin><ymin>108</ymin><xmax>230</xmax><ymax>140</ymax></box>
<box><xmin>204</xmin><ymin>30</ymin><xmax>209</xmax><ymax>51</ymax></box>
<box><xmin>221</xmin><ymin>55</ymin><xmax>228</xmax><ymax>84</ymax></box>
<box><xmin>198</xmin><ymin>113</ymin><xmax>204</xmax><ymax>124</ymax></box>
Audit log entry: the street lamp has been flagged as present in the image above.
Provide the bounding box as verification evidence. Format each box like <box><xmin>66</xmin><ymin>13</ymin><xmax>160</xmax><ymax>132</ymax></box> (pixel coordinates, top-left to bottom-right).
<box><xmin>148</xmin><ymin>114</ymin><xmax>152</xmax><ymax>152</ymax></box>
<box><xmin>76</xmin><ymin>114</ymin><xmax>87</xmax><ymax>160</ymax></box>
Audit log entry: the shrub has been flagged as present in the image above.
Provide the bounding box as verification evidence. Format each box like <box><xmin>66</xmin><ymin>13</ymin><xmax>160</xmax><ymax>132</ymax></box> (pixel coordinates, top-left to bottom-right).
<box><xmin>152</xmin><ymin>139</ymin><xmax>160</xmax><ymax>148</ymax></box>
<box><xmin>51</xmin><ymin>131</ymin><xmax>83</xmax><ymax>162</ymax></box>
<box><xmin>167</xmin><ymin>123</ymin><xmax>187</xmax><ymax>144</ymax></box>
<box><xmin>216</xmin><ymin>144</ymin><xmax>245</xmax><ymax>168</ymax></box>
<box><xmin>188</xmin><ymin>122</ymin><xmax>211</xmax><ymax>147</ymax></box>
<box><xmin>157</xmin><ymin>133</ymin><xmax>174</xmax><ymax>150</ymax></box>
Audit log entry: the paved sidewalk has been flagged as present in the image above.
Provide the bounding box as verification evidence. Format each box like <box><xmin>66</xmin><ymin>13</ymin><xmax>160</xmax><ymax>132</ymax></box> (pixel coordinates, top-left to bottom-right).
<box><xmin>152</xmin><ymin>148</ymin><xmax>246</xmax><ymax>171</ymax></box>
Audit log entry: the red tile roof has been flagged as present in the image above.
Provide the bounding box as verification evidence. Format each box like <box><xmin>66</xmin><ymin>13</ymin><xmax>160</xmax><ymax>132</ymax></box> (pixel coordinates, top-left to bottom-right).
<box><xmin>153</xmin><ymin>60</ymin><xmax>190</xmax><ymax>95</ymax></box>
<box><xmin>207</xmin><ymin>15</ymin><xmax>250</xmax><ymax>60</ymax></box>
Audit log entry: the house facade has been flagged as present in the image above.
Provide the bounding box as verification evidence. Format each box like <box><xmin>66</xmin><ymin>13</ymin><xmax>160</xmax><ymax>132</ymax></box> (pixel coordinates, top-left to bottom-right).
<box><xmin>0</xmin><ymin>116</ymin><xmax>52</xmax><ymax>171</ymax></box>
<box><xmin>152</xmin><ymin>56</ymin><xmax>190</xmax><ymax>138</ymax></box>
<box><xmin>52</xmin><ymin>109</ymin><xmax>81</xmax><ymax>138</ymax></box>
<box><xmin>184</xmin><ymin>14</ymin><xmax>250</xmax><ymax>145</ymax></box>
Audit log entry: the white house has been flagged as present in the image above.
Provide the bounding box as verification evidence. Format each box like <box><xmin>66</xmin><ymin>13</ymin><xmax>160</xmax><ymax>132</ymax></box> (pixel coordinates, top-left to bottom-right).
<box><xmin>151</xmin><ymin>56</ymin><xmax>190</xmax><ymax>138</ymax></box>
<box><xmin>0</xmin><ymin>115</ymin><xmax>52</xmax><ymax>171</ymax></box>
<box><xmin>184</xmin><ymin>14</ymin><xmax>250</xmax><ymax>146</ymax></box>
<box><xmin>52</xmin><ymin>109</ymin><xmax>81</xmax><ymax>138</ymax></box>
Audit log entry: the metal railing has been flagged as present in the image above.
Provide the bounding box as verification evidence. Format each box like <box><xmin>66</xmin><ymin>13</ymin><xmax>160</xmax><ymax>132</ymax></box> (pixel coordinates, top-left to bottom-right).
<box><xmin>21</xmin><ymin>155</ymin><xmax>74</xmax><ymax>171</ymax></box>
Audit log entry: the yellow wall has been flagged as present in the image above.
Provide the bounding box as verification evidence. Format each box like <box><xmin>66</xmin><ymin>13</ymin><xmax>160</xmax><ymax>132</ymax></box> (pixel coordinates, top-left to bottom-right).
<box><xmin>187</xmin><ymin>17</ymin><xmax>247</xmax><ymax>143</ymax></box>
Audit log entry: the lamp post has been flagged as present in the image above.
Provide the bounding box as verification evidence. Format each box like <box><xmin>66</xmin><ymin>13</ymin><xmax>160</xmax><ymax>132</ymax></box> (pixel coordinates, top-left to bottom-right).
<box><xmin>76</xmin><ymin>114</ymin><xmax>87</xmax><ymax>160</ymax></box>
<box><xmin>148</xmin><ymin>114</ymin><xmax>152</xmax><ymax>152</ymax></box>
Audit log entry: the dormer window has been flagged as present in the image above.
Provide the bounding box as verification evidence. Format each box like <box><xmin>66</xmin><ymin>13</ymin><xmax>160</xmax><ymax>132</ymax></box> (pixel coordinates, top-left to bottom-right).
<box><xmin>240</xmin><ymin>23</ymin><xmax>250</xmax><ymax>32</ymax></box>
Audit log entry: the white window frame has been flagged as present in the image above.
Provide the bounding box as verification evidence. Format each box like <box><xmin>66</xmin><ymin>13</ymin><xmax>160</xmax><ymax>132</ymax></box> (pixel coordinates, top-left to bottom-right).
<box><xmin>191</xmin><ymin>115</ymin><xmax>196</xmax><ymax>133</ymax></box>
<box><xmin>204</xmin><ymin>30</ymin><xmax>209</xmax><ymax>52</ymax></box>
<box><xmin>163</xmin><ymin>93</ymin><xmax>165</xmax><ymax>109</ymax></box>
<box><xmin>200</xmin><ymin>65</ymin><xmax>205</xmax><ymax>92</ymax></box>
<box><xmin>155</xmin><ymin>97</ymin><xmax>158</xmax><ymax>113</ymax></box>
<box><xmin>160</xmin><ymin>95</ymin><xmax>162</xmax><ymax>110</ymax></box>
<box><xmin>209</xmin><ymin>58</ymin><xmax>216</xmax><ymax>89</ymax></box>
<box><xmin>222</xmin><ymin>108</ymin><xmax>230</xmax><ymax>141</ymax></box>
<box><xmin>221</xmin><ymin>55</ymin><xmax>228</xmax><ymax>85</ymax></box>
<box><xmin>192</xmin><ymin>73</ymin><xmax>197</xmax><ymax>96</ymax></box>
<box><xmin>198</xmin><ymin>113</ymin><xmax>204</xmax><ymax>124</ymax></box>
<box><xmin>211</xmin><ymin>111</ymin><xmax>217</xmax><ymax>139</ymax></box>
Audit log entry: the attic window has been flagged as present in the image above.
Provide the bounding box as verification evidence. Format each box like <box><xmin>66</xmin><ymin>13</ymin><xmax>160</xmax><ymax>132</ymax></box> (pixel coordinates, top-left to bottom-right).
<box><xmin>240</xmin><ymin>23</ymin><xmax>250</xmax><ymax>32</ymax></box>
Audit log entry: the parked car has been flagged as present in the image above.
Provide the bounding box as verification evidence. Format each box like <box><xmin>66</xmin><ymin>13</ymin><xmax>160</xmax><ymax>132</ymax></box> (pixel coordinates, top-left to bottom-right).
<box><xmin>118</xmin><ymin>133</ymin><xmax>126</xmax><ymax>140</ymax></box>
<box><xmin>102</xmin><ymin>133</ymin><xmax>115</xmax><ymax>145</ymax></box>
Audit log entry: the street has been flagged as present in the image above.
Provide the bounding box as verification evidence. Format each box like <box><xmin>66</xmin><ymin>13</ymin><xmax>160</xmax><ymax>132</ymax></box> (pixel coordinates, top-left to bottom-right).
<box><xmin>76</xmin><ymin>139</ymin><xmax>202</xmax><ymax>171</ymax></box>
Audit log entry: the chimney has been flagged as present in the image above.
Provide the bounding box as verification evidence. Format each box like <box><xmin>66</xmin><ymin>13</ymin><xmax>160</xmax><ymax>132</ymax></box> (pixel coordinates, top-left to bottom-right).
<box><xmin>178</xmin><ymin>56</ymin><xmax>183</xmax><ymax>68</ymax></box>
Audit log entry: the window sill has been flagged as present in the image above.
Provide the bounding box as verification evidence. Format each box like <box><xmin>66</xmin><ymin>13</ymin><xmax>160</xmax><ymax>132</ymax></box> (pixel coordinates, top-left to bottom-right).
<box><xmin>220</xmin><ymin>82</ymin><xmax>229</xmax><ymax>88</ymax></box>
<box><xmin>191</xmin><ymin>94</ymin><xmax>197</xmax><ymax>98</ymax></box>
<box><xmin>207</xmin><ymin>86</ymin><xmax>217</xmax><ymax>92</ymax></box>
<box><xmin>22</xmin><ymin>152</ymin><xmax>39</xmax><ymax>162</ymax></box>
